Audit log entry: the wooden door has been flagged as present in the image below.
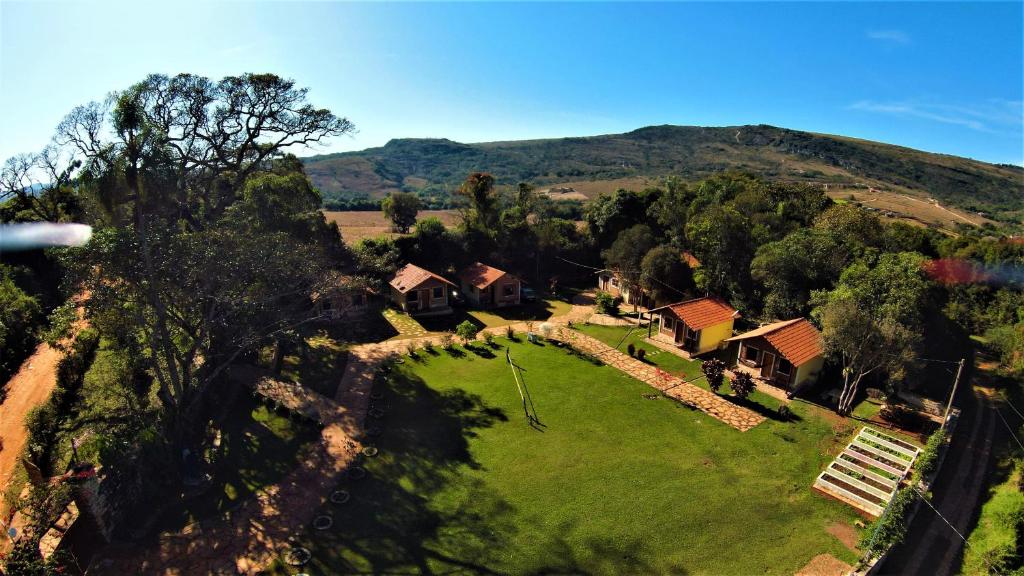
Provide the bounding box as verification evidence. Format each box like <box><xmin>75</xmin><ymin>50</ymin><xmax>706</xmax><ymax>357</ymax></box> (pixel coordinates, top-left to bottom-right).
<box><xmin>761</xmin><ymin>352</ymin><xmax>776</xmax><ymax>379</ymax></box>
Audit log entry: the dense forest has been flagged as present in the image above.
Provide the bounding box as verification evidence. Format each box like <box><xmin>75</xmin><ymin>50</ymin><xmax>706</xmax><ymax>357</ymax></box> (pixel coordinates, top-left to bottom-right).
<box><xmin>303</xmin><ymin>125</ymin><xmax>1024</xmax><ymax>224</ymax></box>
<box><xmin>1</xmin><ymin>73</ymin><xmax>1022</xmax><ymax>573</ymax></box>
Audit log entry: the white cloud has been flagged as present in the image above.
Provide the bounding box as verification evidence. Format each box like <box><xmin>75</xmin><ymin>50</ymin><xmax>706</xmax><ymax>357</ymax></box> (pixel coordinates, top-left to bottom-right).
<box><xmin>848</xmin><ymin>99</ymin><xmax>1024</xmax><ymax>134</ymax></box>
<box><xmin>866</xmin><ymin>30</ymin><xmax>911</xmax><ymax>45</ymax></box>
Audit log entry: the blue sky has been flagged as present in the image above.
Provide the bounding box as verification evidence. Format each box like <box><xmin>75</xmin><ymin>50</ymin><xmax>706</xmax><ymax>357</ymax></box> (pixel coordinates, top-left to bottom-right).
<box><xmin>1</xmin><ymin>2</ymin><xmax>1022</xmax><ymax>165</ymax></box>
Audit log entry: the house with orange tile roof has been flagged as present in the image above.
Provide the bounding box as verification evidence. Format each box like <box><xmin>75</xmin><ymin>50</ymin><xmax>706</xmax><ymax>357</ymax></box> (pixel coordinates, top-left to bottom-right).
<box><xmin>649</xmin><ymin>296</ymin><xmax>739</xmax><ymax>356</ymax></box>
<box><xmin>458</xmin><ymin>262</ymin><xmax>520</xmax><ymax>308</ymax></box>
<box><xmin>387</xmin><ymin>263</ymin><xmax>456</xmax><ymax>316</ymax></box>
<box><xmin>725</xmin><ymin>318</ymin><xmax>825</xmax><ymax>394</ymax></box>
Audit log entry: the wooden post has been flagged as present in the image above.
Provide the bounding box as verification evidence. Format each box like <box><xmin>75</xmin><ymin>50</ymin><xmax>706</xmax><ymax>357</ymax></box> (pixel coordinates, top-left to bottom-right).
<box><xmin>942</xmin><ymin>358</ymin><xmax>966</xmax><ymax>430</ymax></box>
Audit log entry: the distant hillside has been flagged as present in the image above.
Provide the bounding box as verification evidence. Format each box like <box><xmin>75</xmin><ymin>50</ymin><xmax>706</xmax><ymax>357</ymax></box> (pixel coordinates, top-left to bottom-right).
<box><xmin>302</xmin><ymin>125</ymin><xmax>1024</xmax><ymax>224</ymax></box>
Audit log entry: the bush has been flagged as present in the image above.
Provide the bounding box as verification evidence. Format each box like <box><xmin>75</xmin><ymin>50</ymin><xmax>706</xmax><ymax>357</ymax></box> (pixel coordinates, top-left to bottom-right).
<box><xmin>0</xmin><ymin>269</ymin><xmax>43</xmax><ymax>383</ymax></box>
<box><xmin>440</xmin><ymin>333</ymin><xmax>454</xmax><ymax>350</ymax></box>
<box><xmin>701</xmin><ymin>358</ymin><xmax>727</xmax><ymax>393</ymax></box>
<box><xmin>484</xmin><ymin>332</ymin><xmax>495</xmax><ymax>346</ymax></box>
<box><xmin>636</xmin><ymin>348</ymin><xmax>646</xmax><ymax>361</ymax></box>
<box><xmin>626</xmin><ymin>343</ymin><xmax>636</xmax><ymax>357</ymax></box>
<box><xmin>731</xmin><ymin>372</ymin><xmax>755</xmax><ymax>400</ymax></box>
<box><xmin>25</xmin><ymin>329</ymin><xmax>99</xmax><ymax>471</ymax></box>
<box><xmin>777</xmin><ymin>404</ymin><xmax>793</xmax><ymax>421</ymax></box>
<box><xmin>505</xmin><ymin>325</ymin><xmax>515</xmax><ymax>339</ymax></box>
<box><xmin>455</xmin><ymin>320</ymin><xmax>480</xmax><ymax>344</ymax></box>
<box><xmin>406</xmin><ymin>341</ymin><xmax>418</xmax><ymax>357</ymax></box>
<box><xmin>594</xmin><ymin>291</ymin><xmax>619</xmax><ymax>315</ymax></box>
<box><xmin>912</xmin><ymin>429</ymin><xmax>946</xmax><ymax>484</ymax></box>
<box><xmin>860</xmin><ymin>486</ymin><xmax>918</xmax><ymax>561</ymax></box>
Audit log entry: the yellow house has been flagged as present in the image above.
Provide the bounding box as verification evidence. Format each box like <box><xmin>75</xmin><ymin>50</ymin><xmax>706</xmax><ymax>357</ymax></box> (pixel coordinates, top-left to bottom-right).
<box><xmin>650</xmin><ymin>297</ymin><xmax>739</xmax><ymax>356</ymax></box>
<box><xmin>725</xmin><ymin>318</ymin><xmax>825</xmax><ymax>396</ymax></box>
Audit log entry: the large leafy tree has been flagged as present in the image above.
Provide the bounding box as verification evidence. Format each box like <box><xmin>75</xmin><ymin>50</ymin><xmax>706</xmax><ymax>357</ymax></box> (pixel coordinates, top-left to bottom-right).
<box><xmin>602</xmin><ymin>224</ymin><xmax>656</xmax><ymax>308</ymax></box>
<box><xmin>54</xmin><ymin>73</ymin><xmax>353</xmax><ymax>470</ymax></box>
<box><xmin>382</xmin><ymin>191</ymin><xmax>421</xmax><ymax>233</ymax></box>
<box><xmin>640</xmin><ymin>245</ymin><xmax>695</xmax><ymax>305</ymax></box>
<box><xmin>812</xmin><ymin>252</ymin><xmax>933</xmax><ymax>415</ymax></box>
<box><xmin>751</xmin><ymin>228</ymin><xmax>849</xmax><ymax>319</ymax></box>
<box><xmin>686</xmin><ymin>204</ymin><xmax>753</xmax><ymax>307</ymax></box>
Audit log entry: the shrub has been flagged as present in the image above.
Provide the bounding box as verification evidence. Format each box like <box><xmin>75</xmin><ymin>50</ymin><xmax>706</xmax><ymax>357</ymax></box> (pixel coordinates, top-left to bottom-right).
<box><xmin>455</xmin><ymin>320</ymin><xmax>480</xmax><ymax>344</ymax></box>
<box><xmin>636</xmin><ymin>348</ymin><xmax>646</xmax><ymax>361</ymax></box>
<box><xmin>440</xmin><ymin>333</ymin><xmax>454</xmax><ymax>350</ymax></box>
<box><xmin>912</xmin><ymin>429</ymin><xmax>946</xmax><ymax>484</ymax></box>
<box><xmin>730</xmin><ymin>372</ymin><xmax>755</xmax><ymax>400</ymax></box>
<box><xmin>777</xmin><ymin>404</ymin><xmax>793</xmax><ymax>421</ymax></box>
<box><xmin>484</xmin><ymin>332</ymin><xmax>495</xmax><ymax>346</ymax></box>
<box><xmin>701</xmin><ymin>358</ymin><xmax>726</xmax><ymax>393</ymax></box>
<box><xmin>405</xmin><ymin>341</ymin><xmax>417</xmax><ymax>357</ymax></box>
<box><xmin>505</xmin><ymin>325</ymin><xmax>515</xmax><ymax>339</ymax></box>
<box><xmin>866</xmin><ymin>388</ymin><xmax>885</xmax><ymax>401</ymax></box>
<box><xmin>859</xmin><ymin>486</ymin><xmax>918</xmax><ymax>561</ymax></box>
<box><xmin>594</xmin><ymin>291</ymin><xmax>619</xmax><ymax>315</ymax></box>
<box><xmin>422</xmin><ymin>340</ymin><xmax>434</xmax><ymax>353</ymax></box>
<box><xmin>626</xmin><ymin>343</ymin><xmax>635</xmax><ymax>356</ymax></box>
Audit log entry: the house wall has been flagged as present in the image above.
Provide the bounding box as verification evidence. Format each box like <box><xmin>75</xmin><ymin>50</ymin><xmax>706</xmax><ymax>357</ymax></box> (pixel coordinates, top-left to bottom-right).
<box><xmin>793</xmin><ymin>354</ymin><xmax>825</xmax><ymax>389</ymax></box>
<box><xmin>697</xmin><ymin>319</ymin><xmax>734</xmax><ymax>355</ymax></box>
<box><xmin>389</xmin><ymin>278</ymin><xmax>450</xmax><ymax>315</ymax></box>
<box><xmin>316</xmin><ymin>291</ymin><xmax>374</xmax><ymax>321</ymax></box>
<box><xmin>462</xmin><ymin>275</ymin><xmax>520</xmax><ymax>308</ymax></box>
<box><xmin>734</xmin><ymin>336</ymin><xmax>823</xmax><ymax>391</ymax></box>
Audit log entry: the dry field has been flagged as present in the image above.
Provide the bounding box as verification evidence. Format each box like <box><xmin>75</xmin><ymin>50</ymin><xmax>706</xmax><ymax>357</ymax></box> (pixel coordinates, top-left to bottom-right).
<box><xmin>323</xmin><ymin>210</ymin><xmax>461</xmax><ymax>244</ymax></box>
<box><xmin>539</xmin><ymin>176</ymin><xmax>657</xmax><ymax>200</ymax></box>
<box><xmin>827</xmin><ymin>187</ymin><xmax>993</xmax><ymax>230</ymax></box>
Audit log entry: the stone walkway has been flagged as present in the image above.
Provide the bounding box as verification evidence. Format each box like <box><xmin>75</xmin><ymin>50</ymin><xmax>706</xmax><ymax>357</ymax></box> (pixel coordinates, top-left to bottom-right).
<box><xmin>560</xmin><ymin>330</ymin><xmax>766</xmax><ymax>432</ymax></box>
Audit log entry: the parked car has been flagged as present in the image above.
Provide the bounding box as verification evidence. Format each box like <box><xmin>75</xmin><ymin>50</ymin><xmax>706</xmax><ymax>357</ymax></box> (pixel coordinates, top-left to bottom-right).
<box><xmin>521</xmin><ymin>286</ymin><xmax>538</xmax><ymax>302</ymax></box>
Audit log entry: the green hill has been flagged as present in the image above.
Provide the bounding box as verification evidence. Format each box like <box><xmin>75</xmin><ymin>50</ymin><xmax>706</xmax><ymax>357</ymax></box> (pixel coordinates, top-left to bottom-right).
<box><xmin>302</xmin><ymin>124</ymin><xmax>1024</xmax><ymax>224</ymax></box>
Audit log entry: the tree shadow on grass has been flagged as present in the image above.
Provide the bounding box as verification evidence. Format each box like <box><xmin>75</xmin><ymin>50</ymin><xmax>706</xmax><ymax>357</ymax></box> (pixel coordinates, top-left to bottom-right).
<box><xmin>286</xmin><ymin>368</ymin><xmax>684</xmax><ymax>575</ymax></box>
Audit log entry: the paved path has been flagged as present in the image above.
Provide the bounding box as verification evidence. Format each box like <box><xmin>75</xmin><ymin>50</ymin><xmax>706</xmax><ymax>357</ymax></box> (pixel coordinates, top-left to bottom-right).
<box><xmin>560</xmin><ymin>330</ymin><xmax>765</xmax><ymax>432</ymax></box>
<box><xmin>880</xmin><ymin>382</ymin><xmax>997</xmax><ymax>575</ymax></box>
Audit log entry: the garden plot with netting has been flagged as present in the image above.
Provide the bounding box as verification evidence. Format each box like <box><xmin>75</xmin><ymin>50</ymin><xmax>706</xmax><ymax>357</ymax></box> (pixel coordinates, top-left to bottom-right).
<box><xmin>813</xmin><ymin>427</ymin><xmax>921</xmax><ymax>517</ymax></box>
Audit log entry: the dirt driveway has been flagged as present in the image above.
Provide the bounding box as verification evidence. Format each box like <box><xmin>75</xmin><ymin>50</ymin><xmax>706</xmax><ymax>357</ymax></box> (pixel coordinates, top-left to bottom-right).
<box><xmin>0</xmin><ymin>341</ymin><xmax>63</xmax><ymax>513</ymax></box>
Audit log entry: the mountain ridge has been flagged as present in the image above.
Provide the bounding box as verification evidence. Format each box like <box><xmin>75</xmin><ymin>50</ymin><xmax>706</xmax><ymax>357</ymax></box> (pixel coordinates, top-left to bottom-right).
<box><xmin>302</xmin><ymin>124</ymin><xmax>1024</xmax><ymax>224</ymax></box>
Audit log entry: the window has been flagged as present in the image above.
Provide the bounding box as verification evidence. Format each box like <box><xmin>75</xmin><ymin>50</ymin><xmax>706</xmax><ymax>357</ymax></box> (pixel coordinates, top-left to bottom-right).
<box><xmin>503</xmin><ymin>284</ymin><xmax>515</xmax><ymax>297</ymax></box>
<box><xmin>406</xmin><ymin>291</ymin><xmax>418</xmax><ymax>302</ymax></box>
<box><xmin>776</xmin><ymin>359</ymin><xmax>793</xmax><ymax>375</ymax></box>
<box><xmin>432</xmin><ymin>286</ymin><xmax>444</xmax><ymax>299</ymax></box>
<box><xmin>742</xmin><ymin>345</ymin><xmax>759</xmax><ymax>361</ymax></box>
<box><xmin>610</xmin><ymin>277</ymin><xmax>619</xmax><ymax>287</ymax></box>
<box><xmin>662</xmin><ymin>316</ymin><xmax>674</xmax><ymax>331</ymax></box>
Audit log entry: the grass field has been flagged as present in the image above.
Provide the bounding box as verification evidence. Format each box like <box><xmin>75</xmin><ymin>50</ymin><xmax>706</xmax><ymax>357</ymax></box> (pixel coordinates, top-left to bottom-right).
<box><xmin>323</xmin><ymin>209</ymin><xmax>461</xmax><ymax>244</ymax></box>
<box><xmin>275</xmin><ymin>338</ymin><xmax>862</xmax><ymax>575</ymax></box>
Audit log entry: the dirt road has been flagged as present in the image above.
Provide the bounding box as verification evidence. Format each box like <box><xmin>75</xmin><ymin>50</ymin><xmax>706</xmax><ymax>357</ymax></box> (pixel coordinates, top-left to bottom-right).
<box><xmin>0</xmin><ymin>342</ymin><xmax>63</xmax><ymax>504</ymax></box>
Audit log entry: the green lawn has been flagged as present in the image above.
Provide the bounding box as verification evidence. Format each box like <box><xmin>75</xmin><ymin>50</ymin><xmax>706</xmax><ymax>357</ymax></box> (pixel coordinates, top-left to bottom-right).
<box><xmin>276</xmin><ymin>338</ymin><xmax>861</xmax><ymax>575</ymax></box>
<box><xmin>387</xmin><ymin>297</ymin><xmax>574</xmax><ymax>337</ymax></box>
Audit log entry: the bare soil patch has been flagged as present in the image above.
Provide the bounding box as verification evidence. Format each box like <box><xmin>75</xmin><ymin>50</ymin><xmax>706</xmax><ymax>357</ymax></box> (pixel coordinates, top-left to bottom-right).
<box><xmin>796</xmin><ymin>553</ymin><xmax>853</xmax><ymax>576</ymax></box>
<box><xmin>826</xmin><ymin>521</ymin><xmax>861</xmax><ymax>551</ymax></box>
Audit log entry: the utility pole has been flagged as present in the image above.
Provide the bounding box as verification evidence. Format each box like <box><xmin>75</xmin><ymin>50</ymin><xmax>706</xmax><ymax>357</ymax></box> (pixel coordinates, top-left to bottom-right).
<box><xmin>942</xmin><ymin>358</ymin><xmax>966</xmax><ymax>431</ymax></box>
